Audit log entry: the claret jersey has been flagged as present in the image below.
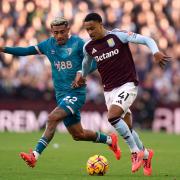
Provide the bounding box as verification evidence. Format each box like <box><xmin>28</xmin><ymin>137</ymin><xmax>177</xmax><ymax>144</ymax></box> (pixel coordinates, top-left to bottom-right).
<box><xmin>83</xmin><ymin>29</ymin><xmax>159</xmax><ymax>91</ymax></box>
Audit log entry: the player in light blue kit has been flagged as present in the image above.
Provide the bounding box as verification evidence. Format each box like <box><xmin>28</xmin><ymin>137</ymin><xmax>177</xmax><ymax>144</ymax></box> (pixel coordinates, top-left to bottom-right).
<box><xmin>0</xmin><ymin>17</ymin><xmax>120</xmax><ymax>167</ymax></box>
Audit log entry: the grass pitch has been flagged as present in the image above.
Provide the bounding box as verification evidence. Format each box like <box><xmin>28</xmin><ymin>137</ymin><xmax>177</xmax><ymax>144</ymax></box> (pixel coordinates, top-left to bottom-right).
<box><xmin>0</xmin><ymin>130</ymin><xmax>179</xmax><ymax>180</ymax></box>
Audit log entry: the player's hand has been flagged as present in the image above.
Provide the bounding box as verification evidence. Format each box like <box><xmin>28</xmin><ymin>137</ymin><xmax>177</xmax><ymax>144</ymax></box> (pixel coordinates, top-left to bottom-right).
<box><xmin>154</xmin><ymin>52</ymin><xmax>171</xmax><ymax>69</ymax></box>
<box><xmin>0</xmin><ymin>47</ymin><xmax>4</xmax><ymax>53</ymax></box>
<box><xmin>71</xmin><ymin>72</ymin><xmax>86</xmax><ymax>88</ymax></box>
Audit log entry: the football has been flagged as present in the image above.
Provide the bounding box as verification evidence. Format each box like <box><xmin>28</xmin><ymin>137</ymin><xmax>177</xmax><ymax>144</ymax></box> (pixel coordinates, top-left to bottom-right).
<box><xmin>86</xmin><ymin>155</ymin><xmax>109</xmax><ymax>176</ymax></box>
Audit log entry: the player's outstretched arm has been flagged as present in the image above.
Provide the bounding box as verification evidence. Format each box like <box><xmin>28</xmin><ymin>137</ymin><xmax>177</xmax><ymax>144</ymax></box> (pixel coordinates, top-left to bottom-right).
<box><xmin>0</xmin><ymin>46</ymin><xmax>38</xmax><ymax>56</ymax></box>
<box><xmin>131</xmin><ymin>35</ymin><xmax>171</xmax><ymax>68</ymax></box>
<box><xmin>115</xmin><ymin>31</ymin><xmax>172</xmax><ymax>68</ymax></box>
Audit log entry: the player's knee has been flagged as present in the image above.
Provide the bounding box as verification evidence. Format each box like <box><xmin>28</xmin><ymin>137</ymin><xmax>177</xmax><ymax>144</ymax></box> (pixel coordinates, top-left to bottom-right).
<box><xmin>108</xmin><ymin>105</ymin><xmax>124</xmax><ymax>120</ymax></box>
<box><xmin>72</xmin><ymin>132</ymin><xmax>85</xmax><ymax>141</ymax></box>
<box><xmin>108</xmin><ymin>116</ymin><xmax>121</xmax><ymax>124</ymax></box>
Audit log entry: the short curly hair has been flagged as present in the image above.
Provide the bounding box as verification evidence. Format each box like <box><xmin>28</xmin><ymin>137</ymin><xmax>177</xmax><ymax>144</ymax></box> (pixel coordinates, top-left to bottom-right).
<box><xmin>50</xmin><ymin>17</ymin><xmax>69</xmax><ymax>28</ymax></box>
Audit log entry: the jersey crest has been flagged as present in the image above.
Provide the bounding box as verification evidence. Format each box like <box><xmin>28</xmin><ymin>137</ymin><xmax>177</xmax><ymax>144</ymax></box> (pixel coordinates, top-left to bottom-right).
<box><xmin>107</xmin><ymin>38</ymin><xmax>115</xmax><ymax>47</ymax></box>
<box><xmin>67</xmin><ymin>48</ymin><xmax>72</xmax><ymax>55</ymax></box>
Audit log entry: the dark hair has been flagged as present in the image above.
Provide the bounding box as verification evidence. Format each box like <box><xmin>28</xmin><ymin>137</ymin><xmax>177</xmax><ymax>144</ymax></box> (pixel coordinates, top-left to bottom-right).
<box><xmin>84</xmin><ymin>13</ymin><xmax>102</xmax><ymax>23</ymax></box>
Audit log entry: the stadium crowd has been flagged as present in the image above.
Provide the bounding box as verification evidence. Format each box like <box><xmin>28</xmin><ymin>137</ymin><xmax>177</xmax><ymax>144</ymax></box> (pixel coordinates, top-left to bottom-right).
<box><xmin>0</xmin><ymin>0</ymin><xmax>180</xmax><ymax>126</ymax></box>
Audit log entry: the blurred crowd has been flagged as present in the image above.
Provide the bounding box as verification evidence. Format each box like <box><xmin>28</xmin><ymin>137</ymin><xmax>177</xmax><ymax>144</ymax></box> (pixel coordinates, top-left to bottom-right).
<box><xmin>0</xmin><ymin>0</ymin><xmax>180</xmax><ymax>126</ymax></box>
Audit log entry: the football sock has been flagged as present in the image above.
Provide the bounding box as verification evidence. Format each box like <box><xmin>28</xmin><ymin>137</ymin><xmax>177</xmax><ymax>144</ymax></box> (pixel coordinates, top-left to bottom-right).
<box><xmin>131</xmin><ymin>129</ymin><xmax>143</xmax><ymax>149</ymax></box>
<box><xmin>106</xmin><ymin>135</ymin><xmax>112</xmax><ymax>145</ymax></box>
<box><xmin>34</xmin><ymin>136</ymin><xmax>49</xmax><ymax>159</ymax></box>
<box><xmin>131</xmin><ymin>129</ymin><xmax>149</xmax><ymax>159</ymax></box>
<box><xmin>33</xmin><ymin>151</ymin><xmax>40</xmax><ymax>160</ymax></box>
<box><xmin>95</xmin><ymin>132</ymin><xmax>112</xmax><ymax>145</ymax></box>
<box><xmin>110</xmin><ymin>117</ymin><xmax>139</xmax><ymax>152</ymax></box>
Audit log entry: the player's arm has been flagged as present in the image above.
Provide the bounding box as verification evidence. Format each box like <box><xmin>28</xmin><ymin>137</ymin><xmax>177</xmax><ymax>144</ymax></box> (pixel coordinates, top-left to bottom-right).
<box><xmin>117</xmin><ymin>31</ymin><xmax>159</xmax><ymax>54</ymax></box>
<box><xmin>0</xmin><ymin>46</ymin><xmax>38</xmax><ymax>56</ymax></box>
<box><xmin>75</xmin><ymin>45</ymin><xmax>95</xmax><ymax>77</ymax></box>
<box><xmin>0</xmin><ymin>38</ymin><xmax>48</xmax><ymax>56</ymax></box>
<box><xmin>72</xmin><ymin>47</ymin><xmax>94</xmax><ymax>88</ymax></box>
<box><xmin>82</xmin><ymin>47</ymin><xmax>94</xmax><ymax>77</ymax></box>
<box><xmin>77</xmin><ymin>37</ymin><xmax>97</xmax><ymax>74</ymax></box>
<box><xmin>76</xmin><ymin>59</ymin><xmax>97</xmax><ymax>76</ymax></box>
<box><xmin>115</xmin><ymin>30</ymin><xmax>171</xmax><ymax>68</ymax></box>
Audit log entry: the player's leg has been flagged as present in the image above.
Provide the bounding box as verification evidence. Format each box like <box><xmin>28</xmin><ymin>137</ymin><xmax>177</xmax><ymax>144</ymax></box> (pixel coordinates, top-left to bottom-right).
<box><xmin>108</xmin><ymin>106</ymin><xmax>144</xmax><ymax>173</ymax></box>
<box><xmin>20</xmin><ymin>92</ymin><xmax>85</xmax><ymax>167</ymax></box>
<box><xmin>35</xmin><ymin>107</ymin><xmax>67</xmax><ymax>155</ymax></box>
<box><xmin>105</xmin><ymin>83</ymin><xmax>144</xmax><ymax>172</ymax></box>
<box><xmin>123</xmin><ymin>112</ymin><xmax>149</xmax><ymax>158</ymax></box>
<box><xmin>20</xmin><ymin>106</ymin><xmax>68</xmax><ymax>167</ymax></box>
<box><xmin>65</xmin><ymin>112</ymin><xmax>121</xmax><ymax>160</ymax></box>
<box><xmin>108</xmin><ymin>105</ymin><xmax>139</xmax><ymax>152</ymax></box>
<box><xmin>67</xmin><ymin>122</ymin><xmax>105</xmax><ymax>142</ymax></box>
<box><xmin>124</xmin><ymin>113</ymin><xmax>154</xmax><ymax>176</ymax></box>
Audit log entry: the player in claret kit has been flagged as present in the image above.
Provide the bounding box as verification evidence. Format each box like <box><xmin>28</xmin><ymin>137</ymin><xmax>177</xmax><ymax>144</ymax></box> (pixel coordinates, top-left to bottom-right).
<box><xmin>73</xmin><ymin>12</ymin><xmax>171</xmax><ymax>175</ymax></box>
<box><xmin>0</xmin><ymin>17</ymin><xmax>121</xmax><ymax>168</ymax></box>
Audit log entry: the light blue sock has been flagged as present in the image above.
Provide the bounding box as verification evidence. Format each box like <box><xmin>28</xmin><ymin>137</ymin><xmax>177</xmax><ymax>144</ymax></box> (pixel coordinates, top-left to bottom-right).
<box><xmin>132</xmin><ymin>129</ymin><xmax>149</xmax><ymax>158</ymax></box>
<box><xmin>131</xmin><ymin>129</ymin><xmax>144</xmax><ymax>150</ymax></box>
<box><xmin>111</xmin><ymin>118</ymin><xmax>139</xmax><ymax>152</ymax></box>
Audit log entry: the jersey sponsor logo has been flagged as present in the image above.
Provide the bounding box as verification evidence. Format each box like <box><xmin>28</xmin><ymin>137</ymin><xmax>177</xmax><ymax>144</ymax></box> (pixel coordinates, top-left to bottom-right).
<box><xmin>54</xmin><ymin>61</ymin><xmax>61</xmax><ymax>71</ymax></box>
<box><xmin>54</xmin><ymin>61</ymin><xmax>72</xmax><ymax>71</ymax></box>
<box><xmin>92</xmin><ymin>48</ymin><xmax>97</xmax><ymax>54</ymax></box>
<box><xmin>94</xmin><ymin>49</ymin><xmax>119</xmax><ymax>62</ymax></box>
<box><xmin>67</xmin><ymin>48</ymin><xmax>72</xmax><ymax>55</ymax></box>
<box><xmin>107</xmin><ymin>38</ymin><xmax>115</xmax><ymax>47</ymax></box>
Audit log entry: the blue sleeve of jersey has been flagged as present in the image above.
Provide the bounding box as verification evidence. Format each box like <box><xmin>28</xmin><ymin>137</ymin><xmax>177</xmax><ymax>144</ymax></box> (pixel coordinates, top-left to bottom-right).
<box><xmin>4</xmin><ymin>46</ymin><xmax>38</xmax><ymax>56</ymax></box>
<box><xmin>112</xmin><ymin>29</ymin><xmax>159</xmax><ymax>54</ymax></box>
<box><xmin>37</xmin><ymin>39</ymin><xmax>49</xmax><ymax>54</ymax></box>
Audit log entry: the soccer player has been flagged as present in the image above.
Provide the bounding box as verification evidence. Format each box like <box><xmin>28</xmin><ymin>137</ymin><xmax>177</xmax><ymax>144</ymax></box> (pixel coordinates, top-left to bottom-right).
<box><xmin>0</xmin><ymin>17</ymin><xmax>121</xmax><ymax>168</ymax></box>
<box><xmin>73</xmin><ymin>13</ymin><xmax>170</xmax><ymax>175</ymax></box>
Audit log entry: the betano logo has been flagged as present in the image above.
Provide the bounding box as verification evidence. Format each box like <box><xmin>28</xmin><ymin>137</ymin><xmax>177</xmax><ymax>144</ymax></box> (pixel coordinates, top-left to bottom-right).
<box><xmin>94</xmin><ymin>49</ymin><xmax>119</xmax><ymax>62</ymax></box>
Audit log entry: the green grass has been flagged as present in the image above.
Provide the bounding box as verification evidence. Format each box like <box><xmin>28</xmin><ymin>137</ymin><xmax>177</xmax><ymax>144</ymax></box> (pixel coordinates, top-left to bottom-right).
<box><xmin>0</xmin><ymin>131</ymin><xmax>179</xmax><ymax>180</ymax></box>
